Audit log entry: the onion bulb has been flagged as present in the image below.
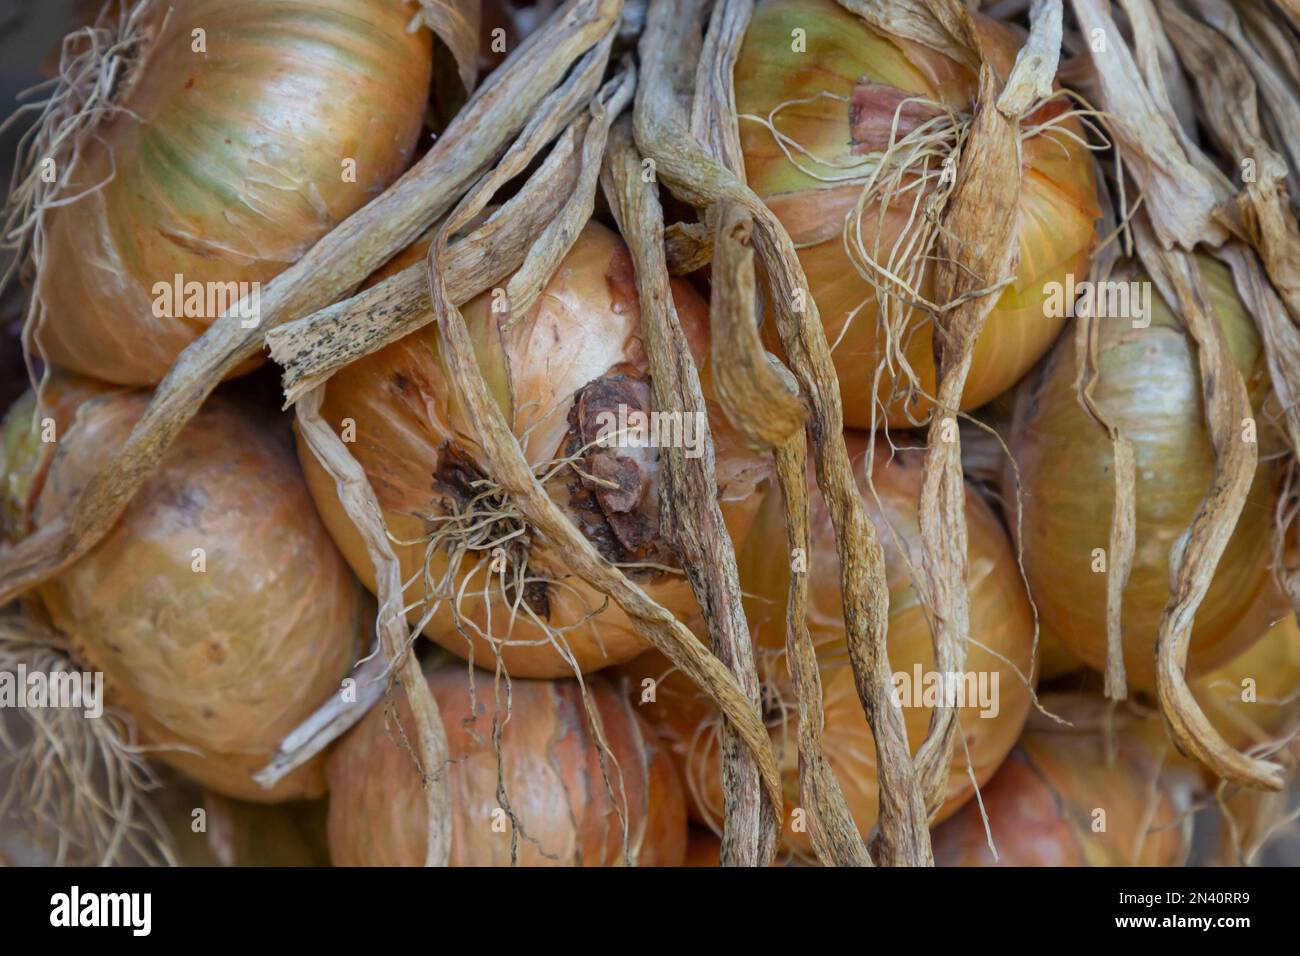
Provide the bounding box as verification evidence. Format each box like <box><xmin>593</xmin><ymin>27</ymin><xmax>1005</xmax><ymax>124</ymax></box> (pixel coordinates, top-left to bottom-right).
<box><xmin>33</xmin><ymin>0</ymin><xmax>432</xmax><ymax>385</ymax></box>
<box><xmin>1004</xmin><ymin>256</ymin><xmax>1287</xmax><ymax>688</ymax></box>
<box><xmin>734</xmin><ymin>0</ymin><xmax>1098</xmax><ymax>428</ymax></box>
<box><xmin>932</xmin><ymin>694</ymin><xmax>1196</xmax><ymax>866</ymax></box>
<box><xmin>325</xmin><ymin>664</ymin><xmax>688</xmax><ymax>866</ymax></box>
<box><xmin>299</xmin><ymin>220</ymin><xmax>772</xmax><ymax>678</ymax></box>
<box><xmin>0</xmin><ymin>376</ymin><xmax>363</xmax><ymax>801</ymax></box>
<box><xmin>1193</xmin><ymin>613</ymin><xmax>1300</xmax><ymax>756</ymax></box>
<box><xmin>619</xmin><ymin>432</ymin><xmax>1035</xmax><ymax>859</ymax></box>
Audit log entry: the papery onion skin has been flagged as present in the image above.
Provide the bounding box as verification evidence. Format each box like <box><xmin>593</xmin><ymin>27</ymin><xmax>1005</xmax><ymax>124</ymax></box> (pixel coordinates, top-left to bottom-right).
<box><xmin>620</xmin><ymin>432</ymin><xmax>1036</xmax><ymax>858</ymax></box>
<box><xmin>299</xmin><ymin>220</ymin><xmax>772</xmax><ymax>678</ymax></box>
<box><xmin>735</xmin><ymin>0</ymin><xmax>1098</xmax><ymax>429</ymax></box>
<box><xmin>325</xmin><ymin>666</ymin><xmax>688</xmax><ymax>866</ymax></box>
<box><xmin>1</xmin><ymin>378</ymin><xmax>363</xmax><ymax>801</ymax></box>
<box><xmin>932</xmin><ymin>694</ymin><xmax>1195</xmax><ymax>866</ymax></box>
<box><xmin>34</xmin><ymin>0</ymin><xmax>433</xmax><ymax>385</ymax></box>
<box><xmin>1006</xmin><ymin>257</ymin><xmax>1287</xmax><ymax>689</ymax></box>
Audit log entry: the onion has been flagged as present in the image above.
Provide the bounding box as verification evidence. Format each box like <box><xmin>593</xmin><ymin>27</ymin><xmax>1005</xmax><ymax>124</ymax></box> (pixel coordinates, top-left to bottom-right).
<box><xmin>619</xmin><ymin>432</ymin><xmax>1035</xmax><ymax>859</ymax></box>
<box><xmin>299</xmin><ymin>220</ymin><xmax>772</xmax><ymax>678</ymax></box>
<box><xmin>932</xmin><ymin>694</ymin><xmax>1196</xmax><ymax>866</ymax></box>
<box><xmin>325</xmin><ymin>664</ymin><xmax>688</xmax><ymax>866</ymax></box>
<box><xmin>33</xmin><ymin>0</ymin><xmax>432</xmax><ymax>385</ymax></box>
<box><xmin>0</xmin><ymin>376</ymin><xmax>364</xmax><ymax>801</ymax></box>
<box><xmin>1005</xmin><ymin>256</ymin><xmax>1287</xmax><ymax>688</ymax></box>
<box><xmin>1193</xmin><ymin>613</ymin><xmax>1300</xmax><ymax>756</ymax></box>
<box><xmin>734</xmin><ymin>0</ymin><xmax>1098</xmax><ymax>428</ymax></box>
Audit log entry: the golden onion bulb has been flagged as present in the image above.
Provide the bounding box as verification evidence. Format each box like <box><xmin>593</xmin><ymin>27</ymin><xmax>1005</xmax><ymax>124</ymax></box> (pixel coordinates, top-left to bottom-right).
<box><xmin>1193</xmin><ymin>613</ymin><xmax>1300</xmax><ymax>756</ymax></box>
<box><xmin>299</xmin><ymin>220</ymin><xmax>772</xmax><ymax>678</ymax></box>
<box><xmin>325</xmin><ymin>665</ymin><xmax>688</xmax><ymax>866</ymax></box>
<box><xmin>735</xmin><ymin>0</ymin><xmax>1099</xmax><ymax>428</ymax></box>
<box><xmin>34</xmin><ymin>0</ymin><xmax>433</xmax><ymax>385</ymax></box>
<box><xmin>620</xmin><ymin>432</ymin><xmax>1036</xmax><ymax>859</ymax></box>
<box><xmin>1005</xmin><ymin>256</ymin><xmax>1287</xmax><ymax>689</ymax></box>
<box><xmin>932</xmin><ymin>694</ymin><xmax>1196</xmax><ymax>866</ymax></box>
<box><xmin>1</xmin><ymin>376</ymin><xmax>363</xmax><ymax>800</ymax></box>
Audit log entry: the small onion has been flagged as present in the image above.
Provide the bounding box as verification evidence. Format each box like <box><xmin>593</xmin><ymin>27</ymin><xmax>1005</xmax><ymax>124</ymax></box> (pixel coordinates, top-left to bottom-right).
<box><xmin>620</xmin><ymin>432</ymin><xmax>1035</xmax><ymax>858</ymax></box>
<box><xmin>932</xmin><ymin>694</ymin><xmax>1196</xmax><ymax>866</ymax></box>
<box><xmin>34</xmin><ymin>0</ymin><xmax>432</xmax><ymax>385</ymax></box>
<box><xmin>735</xmin><ymin>0</ymin><xmax>1098</xmax><ymax>428</ymax></box>
<box><xmin>325</xmin><ymin>665</ymin><xmax>688</xmax><ymax>866</ymax></box>
<box><xmin>1</xmin><ymin>376</ymin><xmax>363</xmax><ymax>801</ymax></box>
<box><xmin>299</xmin><ymin>220</ymin><xmax>772</xmax><ymax>678</ymax></box>
<box><xmin>1005</xmin><ymin>256</ymin><xmax>1287</xmax><ymax>688</ymax></box>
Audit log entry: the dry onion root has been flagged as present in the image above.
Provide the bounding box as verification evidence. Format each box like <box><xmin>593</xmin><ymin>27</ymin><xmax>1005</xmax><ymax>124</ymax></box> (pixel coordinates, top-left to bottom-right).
<box><xmin>325</xmin><ymin>662</ymin><xmax>688</xmax><ymax>866</ymax></box>
<box><xmin>1004</xmin><ymin>256</ymin><xmax>1288</xmax><ymax>690</ymax></box>
<box><xmin>931</xmin><ymin>693</ymin><xmax>1198</xmax><ymax>867</ymax></box>
<box><xmin>0</xmin><ymin>612</ymin><xmax>178</xmax><ymax>866</ymax></box>
<box><xmin>734</xmin><ymin>0</ymin><xmax>1099</xmax><ymax>430</ymax></box>
<box><xmin>0</xmin><ymin>375</ymin><xmax>364</xmax><ymax>801</ymax></box>
<box><xmin>620</xmin><ymin>433</ymin><xmax>1037</xmax><ymax>861</ymax></box>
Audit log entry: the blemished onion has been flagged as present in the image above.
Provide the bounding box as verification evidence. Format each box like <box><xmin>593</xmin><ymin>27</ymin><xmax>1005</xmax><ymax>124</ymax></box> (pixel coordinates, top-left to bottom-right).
<box><xmin>734</xmin><ymin>0</ymin><xmax>1098</xmax><ymax>428</ymax></box>
<box><xmin>1005</xmin><ymin>256</ymin><xmax>1288</xmax><ymax>689</ymax></box>
<box><xmin>932</xmin><ymin>694</ymin><xmax>1196</xmax><ymax>866</ymax></box>
<box><xmin>33</xmin><ymin>0</ymin><xmax>432</xmax><ymax>385</ymax></box>
<box><xmin>0</xmin><ymin>375</ymin><xmax>363</xmax><ymax>801</ymax></box>
<box><xmin>620</xmin><ymin>432</ymin><xmax>1036</xmax><ymax>859</ymax></box>
<box><xmin>1193</xmin><ymin>613</ymin><xmax>1300</xmax><ymax>756</ymax></box>
<box><xmin>325</xmin><ymin>664</ymin><xmax>688</xmax><ymax>866</ymax></box>
<box><xmin>299</xmin><ymin>220</ymin><xmax>772</xmax><ymax>678</ymax></box>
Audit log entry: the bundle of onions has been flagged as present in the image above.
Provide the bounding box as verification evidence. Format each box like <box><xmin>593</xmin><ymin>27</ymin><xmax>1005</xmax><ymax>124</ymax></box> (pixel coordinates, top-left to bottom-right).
<box><xmin>1193</xmin><ymin>614</ymin><xmax>1300</xmax><ymax>757</ymax></box>
<box><xmin>299</xmin><ymin>220</ymin><xmax>772</xmax><ymax>678</ymax></box>
<box><xmin>932</xmin><ymin>694</ymin><xmax>1197</xmax><ymax>866</ymax></box>
<box><xmin>0</xmin><ymin>375</ymin><xmax>363</xmax><ymax>801</ymax></box>
<box><xmin>32</xmin><ymin>0</ymin><xmax>432</xmax><ymax>385</ymax></box>
<box><xmin>734</xmin><ymin>0</ymin><xmax>1098</xmax><ymax>428</ymax></box>
<box><xmin>1004</xmin><ymin>256</ymin><xmax>1287</xmax><ymax>688</ymax></box>
<box><xmin>325</xmin><ymin>664</ymin><xmax>688</xmax><ymax>866</ymax></box>
<box><xmin>619</xmin><ymin>433</ymin><xmax>1036</xmax><ymax>859</ymax></box>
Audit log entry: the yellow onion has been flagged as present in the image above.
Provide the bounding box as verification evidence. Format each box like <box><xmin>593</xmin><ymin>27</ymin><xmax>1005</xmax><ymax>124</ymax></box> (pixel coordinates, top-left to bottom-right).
<box><xmin>1193</xmin><ymin>613</ymin><xmax>1300</xmax><ymax>756</ymax></box>
<box><xmin>1005</xmin><ymin>256</ymin><xmax>1287</xmax><ymax>688</ymax></box>
<box><xmin>325</xmin><ymin>664</ymin><xmax>688</xmax><ymax>866</ymax></box>
<box><xmin>619</xmin><ymin>432</ymin><xmax>1035</xmax><ymax>859</ymax></box>
<box><xmin>299</xmin><ymin>220</ymin><xmax>772</xmax><ymax>678</ymax></box>
<box><xmin>0</xmin><ymin>375</ymin><xmax>363</xmax><ymax>800</ymax></box>
<box><xmin>932</xmin><ymin>694</ymin><xmax>1196</xmax><ymax>866</ymax></box>
<box><xmin>34</xmin><ymin>0</ymin><xmax>432</xmax><ymax>385</ymax></box>
<box><xmin>735</xmin><ymin>0</ymin><xmax>1098</xmax><ymax>428</ymax></box>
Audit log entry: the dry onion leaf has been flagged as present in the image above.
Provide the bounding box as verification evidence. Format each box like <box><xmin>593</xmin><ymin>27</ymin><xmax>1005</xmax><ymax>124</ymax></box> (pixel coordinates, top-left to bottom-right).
<box><xmin>635</xmin><ymin>0</ymin><xmax>931</xmax><ymax>866</ymax></box>
<box><xmin>603</xmin><ymin>119</ymin><xmax>779</xmax><ymax>866</ymax></box>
